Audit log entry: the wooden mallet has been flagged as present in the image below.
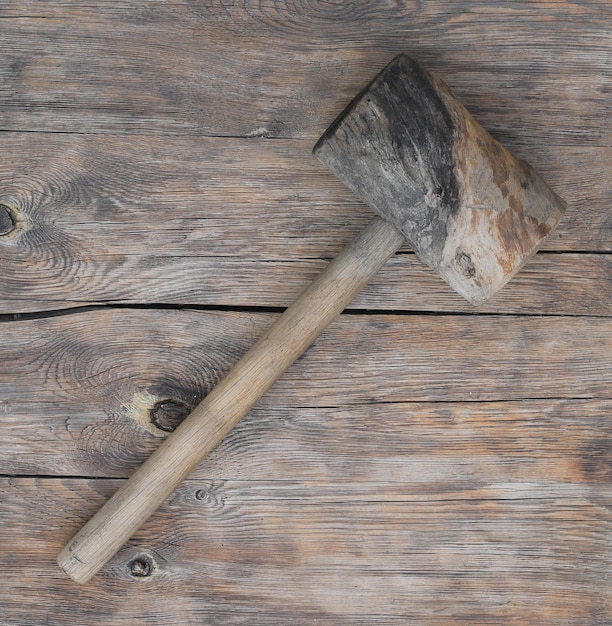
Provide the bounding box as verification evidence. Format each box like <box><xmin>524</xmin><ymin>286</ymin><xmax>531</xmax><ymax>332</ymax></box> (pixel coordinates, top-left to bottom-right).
<box><xmin>58</xmin><ymin>55</ymin><xmax>566</xmax><ymax>583</ymax></box>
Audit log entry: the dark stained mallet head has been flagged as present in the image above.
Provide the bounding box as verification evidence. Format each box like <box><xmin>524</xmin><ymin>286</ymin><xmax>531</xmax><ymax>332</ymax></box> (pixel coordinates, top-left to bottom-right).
<box><xmin>314</xmin><ymin>55</ymin><xmax>567</xmax><ymax>304</ymax></box>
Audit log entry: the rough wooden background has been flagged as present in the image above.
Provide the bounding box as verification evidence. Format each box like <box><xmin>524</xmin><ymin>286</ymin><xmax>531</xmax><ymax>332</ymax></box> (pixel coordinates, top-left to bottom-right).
<box><xmin>1</xmin><ymin>1</ymin><xmax>610</xmax><ymax>624</ymax></box>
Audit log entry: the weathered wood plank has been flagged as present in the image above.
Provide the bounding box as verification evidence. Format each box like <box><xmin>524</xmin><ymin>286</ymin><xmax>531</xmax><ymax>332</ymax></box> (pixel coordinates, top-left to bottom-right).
<box><xmin>2</xmin><ymin>477</ymin><xmax>611</xmax><ymax>624</ymax></box>
<box><xmin>0</xmin><ymin>134</ymin><xmax>602</xmax><ymax>256</ymax></box>
<box><xmin>0</xmin><ymin>1</ymin><xmax>609</xmax><ymax>144</ymax></box>
<box><xmin>1</xmin><ymin>309</ymin><xmax>607</xmax><ymax>403</ymax></box>
<box><xmin>0</xmin><ymin>133</ymin><xmax>608</xmax><ymax>314</ymax></box>
<box><xmin>0</xmin><ymin>253</ymin><xmax>612</xmax><ymax>318</ymax></box>
<box><xmin>1</xmin><ymin>253</ymin><xmax>610</xmax><ymax>316</ymax></box>
<box><xmin>3</xmin><ymin>395</ymin><xmax>611</xmax><ymax>486</ymax></box>
<box><xmin>0</xmin><ymin>0</ymin><xmax>608</xmax><ymax>618</ymax></box>
<box><xmin>1</xmin><ymin>309</ymin><xmax>609</xmax><ymax>478</ymax></box>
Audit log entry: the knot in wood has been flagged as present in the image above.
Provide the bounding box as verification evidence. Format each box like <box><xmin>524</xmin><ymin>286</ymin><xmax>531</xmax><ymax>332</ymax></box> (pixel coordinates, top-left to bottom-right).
<box><xmin>0</xmin><ymin>204</ymin><xmax>16</xmax><ymax>236</ymax></box>
<box><xmin>150</xmin><ymin>399</ymin><xmax>191</xmax><ymax>432</ymax></box>
<box><xmin>455</xmin><ymin>249</ymin><xmax>477</xmax><ymax>278</ymax></box>
<box><xmin>128</xmin><ymin>554</ymin><xmax>155</xmax><ymax>578</ymax></box>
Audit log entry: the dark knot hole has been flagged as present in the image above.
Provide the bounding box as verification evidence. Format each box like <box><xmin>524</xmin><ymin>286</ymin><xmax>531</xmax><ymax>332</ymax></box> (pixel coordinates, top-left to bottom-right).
<box><xmin>0</xmin><ymin>204</ymin><xmax>16</xmax><ymax>236</ymax></box>
<box><xmin>128</xmin><ymin>554</ymin><xmax>155</xmax><ymax>578</ymax></box>
<box><xmin>150</xmin><ymin>399</ymin><xmax>192</xmax><ymax>432</ymax></box>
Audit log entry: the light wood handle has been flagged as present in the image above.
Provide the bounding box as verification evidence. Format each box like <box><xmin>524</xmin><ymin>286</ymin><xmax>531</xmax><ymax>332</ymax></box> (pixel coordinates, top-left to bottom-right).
<box><xmin>58</xmin><ymin>216</ymin><xmax>404</xmax><ymax>584</ymax></box>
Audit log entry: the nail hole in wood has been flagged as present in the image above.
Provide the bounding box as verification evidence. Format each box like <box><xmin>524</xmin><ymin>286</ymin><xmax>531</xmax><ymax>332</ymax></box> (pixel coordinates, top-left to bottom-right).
<box><xmin>128</xmin><ymin>554</ymin><xmax>155</xmax><ymax>578</ymax></box>
<box><xmin>150</xmin><ymin>399</ymin><xmax>191</xmax><ymax>432</ymax></box>
<box><xmin>0</xmin><ymin>204</ymin><xmax>16</xmax><ymax>236</ymax></box>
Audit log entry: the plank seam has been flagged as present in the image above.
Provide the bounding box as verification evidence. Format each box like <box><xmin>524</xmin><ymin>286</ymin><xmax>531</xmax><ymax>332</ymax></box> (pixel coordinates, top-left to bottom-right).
<box><xmin>1</xmin><ymin>303</ymin><xmax>610</xmax><ymax>323</ymax></box>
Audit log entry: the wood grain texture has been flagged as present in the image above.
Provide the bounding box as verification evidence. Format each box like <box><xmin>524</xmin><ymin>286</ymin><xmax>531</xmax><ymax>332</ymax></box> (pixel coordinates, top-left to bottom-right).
<box><xmin>1</xmin><ymin>253</ymin><xmax>610</xmax><ymax>316</ymax></box>
<box><xmin>0</xmin><ymin>133</ymin><xmax>609</xmax><ymax>314</ymax></box>
<box><xmin>3</xmin><ymin>393</ymin><xmax>612</xmax><ymax>485</ymax></box>
<box><xmin>1</xmin><ymin>308</ymin><xmax>610</xmax><ymax>479</ymax></box>
<box><xmin>0</xmin><ymin>0</ymin><xmax>609</xmax><ymax>616</ymax></box>
<box><xmin>0</xmin><ymin>1</ymin><xmax>609</xmax><ymax>145</ymax></box>
<box><xmin>2</xmin><ymin>477</ymin><xmax>611</xmax><ymax>624</ymax></box>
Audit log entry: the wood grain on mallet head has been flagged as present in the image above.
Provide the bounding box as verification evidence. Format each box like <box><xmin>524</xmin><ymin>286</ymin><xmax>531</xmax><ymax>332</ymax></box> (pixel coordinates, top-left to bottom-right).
<box><xmin>314</xmin><ymin>55</ymin><xmax>567</xmax><ymax>304</ymax></box>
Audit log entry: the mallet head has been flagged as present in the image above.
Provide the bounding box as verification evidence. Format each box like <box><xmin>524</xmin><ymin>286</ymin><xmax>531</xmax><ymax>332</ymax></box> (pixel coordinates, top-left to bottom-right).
<box><xmin>314</xmin><ymin>55</ymin><xmax>567</xmax><ymax>304</ymax></box>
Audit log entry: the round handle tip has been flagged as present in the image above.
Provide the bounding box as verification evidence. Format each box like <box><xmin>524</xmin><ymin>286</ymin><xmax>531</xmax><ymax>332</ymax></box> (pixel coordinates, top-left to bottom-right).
<box><xmin>57</xmin><ymin>544</ymin><xmax>95</xmax><ymax>585</ymax></box>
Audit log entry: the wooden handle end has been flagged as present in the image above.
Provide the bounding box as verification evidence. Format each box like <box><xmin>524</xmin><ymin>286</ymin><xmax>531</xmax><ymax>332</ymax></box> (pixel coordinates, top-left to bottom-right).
<box><xmin>57</xmin><ymin>543</ymin><xmax>95</xmax><ymax>585</ymax></box>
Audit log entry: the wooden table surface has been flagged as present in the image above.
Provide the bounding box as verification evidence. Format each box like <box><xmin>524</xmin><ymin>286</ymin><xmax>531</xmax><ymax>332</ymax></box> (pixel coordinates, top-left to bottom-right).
<box><xmin>1</xmin><ymin>2</ymin><xmax>610</xmax><ymax>624</ymax></box>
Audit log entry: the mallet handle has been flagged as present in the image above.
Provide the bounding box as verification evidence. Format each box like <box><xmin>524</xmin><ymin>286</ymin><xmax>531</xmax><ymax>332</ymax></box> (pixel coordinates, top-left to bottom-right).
<box><xmin>58</xmin><ymin>216</ymin><xmax>404</xmax><ymax>584</ymax></box>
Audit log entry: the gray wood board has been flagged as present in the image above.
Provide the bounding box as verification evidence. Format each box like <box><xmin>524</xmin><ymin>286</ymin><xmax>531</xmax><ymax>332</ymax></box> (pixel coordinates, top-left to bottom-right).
<box><xmin>0</xmin><ymin>134</ymin><xmax>609</xmax><ymax>314</ymax></box>
<box><xmin>3</xmin><ymin>477</ymin><xmax>611</xmax><ymax>624</ymax></box>
<box><xmin>0</xmin><ymin>1</ymin><xmax>610</xmax><ymax>622</ymax></box>
<box><xmin>1</xmin><ymin>309</ymin><xmax>610</xmax><ymax>478</ymax></box>
<box><xmin>0</xmin><ymin>1</ymin><xmax>609</xmax><ymax>145</ymax></box>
